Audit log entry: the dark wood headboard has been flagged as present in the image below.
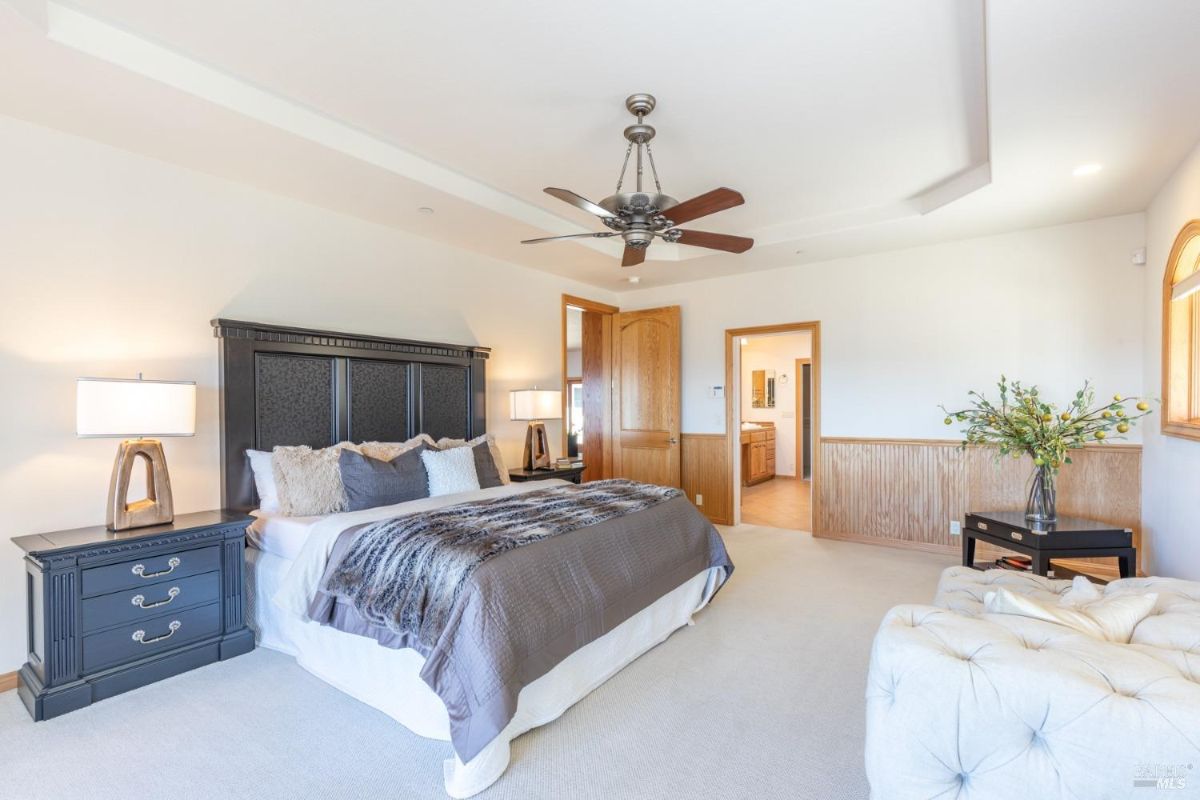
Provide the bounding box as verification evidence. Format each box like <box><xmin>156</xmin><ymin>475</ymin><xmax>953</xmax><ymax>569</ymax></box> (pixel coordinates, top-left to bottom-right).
<box><xmin>212</xmin><ymin>319</ymin><xmax>489</xmax><ymax>512</ymax></box>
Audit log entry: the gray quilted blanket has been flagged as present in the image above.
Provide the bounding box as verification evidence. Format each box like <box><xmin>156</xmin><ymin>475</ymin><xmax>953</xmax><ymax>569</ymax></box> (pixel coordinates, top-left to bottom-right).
<box><xmin>308</xmin><ymin>479</ymin><xmax>732</xmax><ymax>762</ymax></box>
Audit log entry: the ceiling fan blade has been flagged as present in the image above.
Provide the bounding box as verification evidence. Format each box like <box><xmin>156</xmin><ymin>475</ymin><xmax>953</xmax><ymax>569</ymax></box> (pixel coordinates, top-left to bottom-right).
<box><xmin>521</xmin><ymin>231</ymin><xmax>618</xmax><ymax>244</ymax></box>
<box><xmin>666</xmin><ymin>187</ymin><xmax>745</xmax><ymax>225</ymax></box>
<box><xmin>544</xmin><ymin>187</ymin><xmax>617</xmax><ymax>220</ymax></box>
<box><xmin>674</xmin><ymin>229</ymin><xmax>754</xmax><ymax>253</ymax></box>
<box><xmin>622</xmin><ymin>246</ymin><xmax>647</xmax><ymax>267</ymax></box>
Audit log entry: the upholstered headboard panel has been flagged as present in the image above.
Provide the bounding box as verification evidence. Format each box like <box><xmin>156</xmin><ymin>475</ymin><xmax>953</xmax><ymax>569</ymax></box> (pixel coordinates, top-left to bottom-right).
<box><xmin>212</xmin><ymin>319</ymin><xmax>489</xmax><ymax>511</ymax></box>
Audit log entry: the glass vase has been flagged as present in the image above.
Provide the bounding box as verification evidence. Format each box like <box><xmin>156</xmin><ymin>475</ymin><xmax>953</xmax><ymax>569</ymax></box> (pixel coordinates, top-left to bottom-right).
<box><xmin>1024</xmin><ymin>463</ymin><xmax>1057</xmax><ymax>525</ymax></box>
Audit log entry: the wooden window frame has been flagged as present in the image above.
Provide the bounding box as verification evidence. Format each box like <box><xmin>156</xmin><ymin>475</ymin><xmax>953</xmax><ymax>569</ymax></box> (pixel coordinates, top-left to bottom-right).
<box><xmin>1162</xmin><ymin>220</ymin><xmax>1200</xmax><ymax>441</ymax></box>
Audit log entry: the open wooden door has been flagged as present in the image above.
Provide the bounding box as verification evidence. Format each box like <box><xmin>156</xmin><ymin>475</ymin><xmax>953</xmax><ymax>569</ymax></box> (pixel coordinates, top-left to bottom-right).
<box><xmin>612</xmin><ymin>306</ymin><xmax>681</xmax><ymax>487</ymax></box>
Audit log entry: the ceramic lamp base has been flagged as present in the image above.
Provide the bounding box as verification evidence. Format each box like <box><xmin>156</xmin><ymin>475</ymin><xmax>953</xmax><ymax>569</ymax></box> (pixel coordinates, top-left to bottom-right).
<box><xmin>106</xmin><ymin>439</ymin><xmax>175</xmax><ymax>531</ymax></box>
<box><xmin>521</xmin><ymin>421</ymin><xmax>552</xmax><ymax>470</ymax></box>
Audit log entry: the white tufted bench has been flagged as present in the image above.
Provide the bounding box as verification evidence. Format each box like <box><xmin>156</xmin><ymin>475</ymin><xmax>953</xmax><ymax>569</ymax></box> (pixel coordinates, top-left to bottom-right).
<box><xmin>865</xmin><ymin>566</ymin><xmax>1200</xmax><ymax>799</ymax></box>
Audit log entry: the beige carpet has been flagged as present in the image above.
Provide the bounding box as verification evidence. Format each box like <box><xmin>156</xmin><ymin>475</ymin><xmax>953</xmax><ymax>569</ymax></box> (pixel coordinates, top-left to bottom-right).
<box><xmin>0</xmin><ymin>526</ymin><xmax>953</xmax><ymax>800</ymax></box>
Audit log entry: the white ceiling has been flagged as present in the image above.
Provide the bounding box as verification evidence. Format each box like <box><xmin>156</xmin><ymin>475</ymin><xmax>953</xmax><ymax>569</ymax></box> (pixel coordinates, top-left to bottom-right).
<box><xmin>2</xmin><ymin>0</ymin><xmax>1199</xmax><ymax>290</ymax></box>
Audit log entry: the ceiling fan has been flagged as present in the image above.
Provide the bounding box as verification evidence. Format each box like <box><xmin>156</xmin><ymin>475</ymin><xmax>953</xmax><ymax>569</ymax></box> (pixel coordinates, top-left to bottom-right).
<box><xmin>521</xmin><ymin>93</ymin><xmax>754</xmax><ymax>267</ymax></box>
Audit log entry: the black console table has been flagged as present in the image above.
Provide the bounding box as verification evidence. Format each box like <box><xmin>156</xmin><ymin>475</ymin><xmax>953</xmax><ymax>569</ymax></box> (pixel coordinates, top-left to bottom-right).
<box><xmin>963</xmin><ymin>511</ymin><xmax>1135</xmax><ymax>578</ymax></box>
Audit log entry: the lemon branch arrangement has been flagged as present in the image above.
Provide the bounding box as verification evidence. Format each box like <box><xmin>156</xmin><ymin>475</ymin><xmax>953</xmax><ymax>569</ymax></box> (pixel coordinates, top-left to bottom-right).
<box><xmin>939</xmin><ymin>376</ymin><xmax>1152</xmax><ymax>522</ymax></box>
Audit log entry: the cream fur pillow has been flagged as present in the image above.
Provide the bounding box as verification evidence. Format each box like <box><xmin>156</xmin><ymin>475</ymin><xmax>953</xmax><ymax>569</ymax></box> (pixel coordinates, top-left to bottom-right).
<box><xmin>421</xmin><ymin>446</ymin><xmax>481</xmax><ymax>496</ymax></box>
<box><xmin>271</xmin><ymin>442</ymin><xmax>360</xmax><ymax>517</ymax></box>
<box><xmin>359</xmin><ymin>434</ymin><xmax>436</xmax><ymax>462</ymax></box>
<box><xmin>984</xmin><ymin>586</ymin><xmax>1157</xmax><ymax>643</ymax></box>
<box><xmin>436</xmin><ymin>433</ymin><xmax>510</xmax><ymax>484</ymax></box>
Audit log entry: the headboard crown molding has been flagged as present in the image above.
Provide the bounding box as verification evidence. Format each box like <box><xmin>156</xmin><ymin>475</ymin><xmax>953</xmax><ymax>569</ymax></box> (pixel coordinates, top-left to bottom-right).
<box><xmin>211</xmin><ymin>318</ymin><xmax>490</xmax><ymax>360</ymax></box>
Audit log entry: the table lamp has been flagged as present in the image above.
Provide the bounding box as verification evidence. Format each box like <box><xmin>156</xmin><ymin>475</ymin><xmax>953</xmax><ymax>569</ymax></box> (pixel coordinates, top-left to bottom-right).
<box><xmin>76</xmin><ymin>375</ymin><xmax>196</xmax><ymax>531</ymax></box>
<box><xmin>510</xmin><ymin>388</ymin><xmax>562</xmax><ymax>470</ymax></box>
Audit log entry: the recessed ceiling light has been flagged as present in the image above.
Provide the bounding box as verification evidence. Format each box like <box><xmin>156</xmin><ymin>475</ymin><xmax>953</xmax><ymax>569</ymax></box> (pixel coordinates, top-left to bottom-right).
<box><xmin>417</xmin><ymin>206</ymin><xmax>434</xmax><ymax>214</ymax></box>
<box><xmin>627</xmin><ymin>276</ymin><xmax>641</xmax><ymax>284</ymax></box>
<box><xmin>1072</xmin><ymin>163</ymin><xmax>1103</xmax><ymax>177</ymax></box>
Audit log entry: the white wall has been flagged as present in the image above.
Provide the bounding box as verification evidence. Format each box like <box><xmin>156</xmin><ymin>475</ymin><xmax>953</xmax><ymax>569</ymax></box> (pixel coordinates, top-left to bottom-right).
<box><xmin>739</xmin><ymin>332</ymin><xmax>812</xmax><ymax>476</ymax></box>
<box><xmin>1141</xmin><ymin>138</ymin><xmax>1200</xmax><ymax>579</ymax></box>
<box><xmin>622</xmin><ymin>215</ymin><xmax>1147</xmax><ymax>442</ymax></box>
<box><xmin>0</xmin><ymin>115</ymin><xmax>616</xmax><ymax>672</ymax></box>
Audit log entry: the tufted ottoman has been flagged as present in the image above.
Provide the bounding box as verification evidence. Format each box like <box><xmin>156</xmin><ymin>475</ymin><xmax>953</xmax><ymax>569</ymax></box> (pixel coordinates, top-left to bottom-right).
<box><xmin>865</xmin><ymin>566</ymin><xmax>1200</xmax><ymax>799</ymax></box>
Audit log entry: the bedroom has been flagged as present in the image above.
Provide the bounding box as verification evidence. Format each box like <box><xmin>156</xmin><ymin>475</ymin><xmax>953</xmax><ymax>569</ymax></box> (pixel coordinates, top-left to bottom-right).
<box><xmin>2</xmin><ymin>1</ymin><xmax>1200</xmax><ymax>799</ymax></box>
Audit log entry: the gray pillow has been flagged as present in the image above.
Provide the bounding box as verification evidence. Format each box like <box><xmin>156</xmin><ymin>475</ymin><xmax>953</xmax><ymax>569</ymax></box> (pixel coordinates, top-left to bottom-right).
<box><xmin>339</xmin><ymin>444</ymin><xmax>430</xmax><ymax>512</ymax></box>
<box><xmin>471</xmin><ymin>441</ymin><xmax>504</xmax><ymax>489</ymax></box>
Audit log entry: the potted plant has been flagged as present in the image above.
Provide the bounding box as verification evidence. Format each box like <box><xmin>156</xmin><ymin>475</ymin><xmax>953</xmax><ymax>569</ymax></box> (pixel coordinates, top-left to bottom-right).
<box><xmin>940</xmin><ymin>377</ymin><xmax>1152</xmax><ymax>524</ymax></box>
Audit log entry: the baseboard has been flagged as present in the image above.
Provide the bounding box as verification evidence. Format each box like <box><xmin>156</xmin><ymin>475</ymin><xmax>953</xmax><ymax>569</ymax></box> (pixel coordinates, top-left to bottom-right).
<box><xmin>814</xmin><ymin>530</ymin><xmax>959</xmax><ymax>557</ymax></box>
<box><xmin>0</xmin><ymin>670</ymin><xmax>17</xmax><ymax>693</ymax></box>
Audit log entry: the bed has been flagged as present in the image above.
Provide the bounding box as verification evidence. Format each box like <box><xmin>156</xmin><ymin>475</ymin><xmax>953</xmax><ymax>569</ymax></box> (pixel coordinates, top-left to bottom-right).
<box><xmin>213</xmin><ymin>319</ymin><xmax>732</xmax><ymax>797</ymax></box>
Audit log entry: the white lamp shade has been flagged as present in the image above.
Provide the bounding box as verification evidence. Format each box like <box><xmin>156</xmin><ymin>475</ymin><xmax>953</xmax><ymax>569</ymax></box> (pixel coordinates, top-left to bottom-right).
<box><xmin>510</xmin><ymin>389</ymin><xmax>562</xmax><ymax>421</ymax></box>
<box><xmin>76</xmin><ymin>377</ymin><xmax>197</xmax><ymax>437</ymax></box>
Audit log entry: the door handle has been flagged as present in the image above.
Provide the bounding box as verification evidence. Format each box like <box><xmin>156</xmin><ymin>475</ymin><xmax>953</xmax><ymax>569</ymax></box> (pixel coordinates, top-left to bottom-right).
<box><xmin>668</xmin><ymin>437</ymin><xmax>678</xmax><ymax>445</ymax></box>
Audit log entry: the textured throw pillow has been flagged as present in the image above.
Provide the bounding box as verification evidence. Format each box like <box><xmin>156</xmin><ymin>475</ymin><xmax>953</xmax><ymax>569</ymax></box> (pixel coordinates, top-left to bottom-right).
<box><xmin>421</xmin><ymin>446</ymin><xmax>481</xmax><ymax>497</ymax></box>
<box><xmin>359</xmin><ymin>434</ymin><xmax>436</xmax><ymax>462</ymax></box>
<box><xmin>271</xmin><ymin>442</ymin><xmax>360</xmax><ymax>517</ymax></box>
<box><xmin>339</xmin><ymin>445</ymin><xmax>431</xmax><ymax>511</ymax></box>
<box><xmin>984</xmin><ymin>586</ymin><xmax>1158</xmax><ymax>643</ymax></box>
<box><xmin>246</xmin><ymin>449</ymin><xmax>280</xmax><ymax>512</ymax></box>
<box><xmin>436</xmin><ymin>433</ymin><xmax>509</xmax><ymax>485</ymax></box>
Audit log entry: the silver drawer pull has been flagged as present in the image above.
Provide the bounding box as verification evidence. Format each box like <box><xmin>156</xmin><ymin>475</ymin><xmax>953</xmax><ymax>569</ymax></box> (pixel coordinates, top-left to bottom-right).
<box><xmin>132</xmin><ymin>620</ymin><xmax>181</xmax><ymax>644</ymax></box>
<box><xmin>131</xmin><ymin>586</ymin><xmax>180</xmax><ymax>609</ymax></box>
<box><xmin>131</xmin><ymin>557</ymin><xmax>180</xmax><ymax>579</ymax></box>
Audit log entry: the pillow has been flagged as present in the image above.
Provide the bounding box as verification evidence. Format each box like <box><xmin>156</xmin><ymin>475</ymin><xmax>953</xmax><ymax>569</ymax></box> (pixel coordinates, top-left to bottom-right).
<box><xmin>271</xmin><ymin>442</ymin><xmax>360</xmax><ymax>517</ymax></box>
<box><xmin>359</xmin><ymin>434</ymin><xmax>436</xmax><ymax>462</ymax></box>
<box><xmin>246</xmin><ymin>449</ymin><xmax>280</xmax><ymax>512</ymax></box>
<box><xmin>436</xmin><ymin>433</ymin><xmax>510</xmax><ymax>485</ymax></box>
<box><xmin>339</xmin><ymin>445</ymin><xmax>431</xmax><ymax>512</ymax></box>
<box><xmin>421</xmin><ymin>446</ymin><xmax>481</xmax><ymax>497</ymax></box>
<box><xmin>984</xmin><ymin>586</ymin><xmax>1158</xmax><ymax>643</ymax></box>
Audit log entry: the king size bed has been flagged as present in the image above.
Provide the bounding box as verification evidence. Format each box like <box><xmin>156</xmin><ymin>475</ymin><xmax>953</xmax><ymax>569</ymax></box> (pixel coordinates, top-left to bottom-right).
<box><xmin>213</xmin><ymin>320</ymin><xmax>733</xmax><ymax>797</ymax></box>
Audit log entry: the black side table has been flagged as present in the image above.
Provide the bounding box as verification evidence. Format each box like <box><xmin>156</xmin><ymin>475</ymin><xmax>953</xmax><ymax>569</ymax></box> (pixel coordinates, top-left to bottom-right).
<box><xmin>963</xmin><ymin>510</ymin><xmax>1135</xmax><ymax>578</ymax></box>
<box><xmin>11</xmin><ymin>510</ymin><xmax>254</xmax><ymax>720</ymax></box>
<box><xmin>508</xmin><ymin>465</ymin><xmax>585</xmax><ymax>484</ymax></box>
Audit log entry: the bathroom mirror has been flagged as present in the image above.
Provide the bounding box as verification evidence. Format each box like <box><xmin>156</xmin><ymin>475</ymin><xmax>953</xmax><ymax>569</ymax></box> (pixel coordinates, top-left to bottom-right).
<box><xmin>751</xmin><ymin>369</ymin><xmax>776</xmax><ymax>408</ymax></box>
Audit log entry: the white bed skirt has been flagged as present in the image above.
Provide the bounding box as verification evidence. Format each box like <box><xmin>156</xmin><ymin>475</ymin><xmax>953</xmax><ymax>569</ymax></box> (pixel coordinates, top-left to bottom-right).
<box><xmin>245</xmin><ymin>547</ymin><xmax>724</xmax><ymax>798</ymax></box>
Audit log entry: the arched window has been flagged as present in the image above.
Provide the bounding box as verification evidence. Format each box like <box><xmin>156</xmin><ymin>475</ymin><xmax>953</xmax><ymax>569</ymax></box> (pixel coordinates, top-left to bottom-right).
<box><xmin>1163</xmin><ymin>219</ymin><xmax>1200</xmax><ymax>440</ymax></box>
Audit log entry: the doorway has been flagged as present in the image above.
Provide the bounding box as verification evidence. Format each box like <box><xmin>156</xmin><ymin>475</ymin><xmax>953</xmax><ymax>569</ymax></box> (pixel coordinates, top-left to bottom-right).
<box><xmin>562</xmin><ymin>294</ymin><xmax>618</xmax><ymax>483</ymax></box>
<box><xmin>725</xmin><ymin>322</ymin><xmax>820</xmax><ymax>532</ymax></box>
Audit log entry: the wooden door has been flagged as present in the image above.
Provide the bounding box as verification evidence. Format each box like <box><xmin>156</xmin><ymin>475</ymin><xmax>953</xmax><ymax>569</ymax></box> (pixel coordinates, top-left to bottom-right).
<box><xmin>612</xmin><ymin>306</ymin><xmax>681</xmax><ymax>487</ymax></box>
<box><xmin>580</xmin><ymin>309</ymin><xmax>612</xmax><ymax>482</ymax></box>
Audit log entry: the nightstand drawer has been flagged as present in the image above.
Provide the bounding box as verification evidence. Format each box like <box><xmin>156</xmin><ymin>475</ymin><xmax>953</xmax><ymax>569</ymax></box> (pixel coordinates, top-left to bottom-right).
<box><xmin>81</xmin><ymin>571</ymin><xmax>221</xmax><ymax>633</ymax></box>
<box><xmin>82</xmin><ymin>603</ymin><xmax>222</xmax><ymax>673</ymax></box>
<box><xmin>81</xmin><ymin>545</ymin><xmax>221</xmax><ymax>597</ymax></box>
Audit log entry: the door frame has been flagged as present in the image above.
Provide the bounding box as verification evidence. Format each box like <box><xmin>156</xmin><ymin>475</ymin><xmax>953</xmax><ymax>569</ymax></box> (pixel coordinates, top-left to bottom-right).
<box><xmin>795</xmin><ymin>357</ymin><xmax>811</xmax><ymax>481</ymax></box>
<box><xmin>725</xmin><ymin>322</ymin><xmax>821</xmax><ymax>530</ymax></box>
<box><xmin>562</xmin><ymin>294</ymin><xmax>619</xmax><ymax>479</ymax></box>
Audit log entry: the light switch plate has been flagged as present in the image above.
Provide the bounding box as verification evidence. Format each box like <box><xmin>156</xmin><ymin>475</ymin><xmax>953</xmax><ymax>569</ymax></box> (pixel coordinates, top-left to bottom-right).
<box><xmin>949</xmin><ymin>520</ymin><xmax>962</xmax><ymax>536</ymax></box>
<box><xmin>710</xmin><ymin>385</ymin><xmax>724</xmax><ymax>399</ymax></box>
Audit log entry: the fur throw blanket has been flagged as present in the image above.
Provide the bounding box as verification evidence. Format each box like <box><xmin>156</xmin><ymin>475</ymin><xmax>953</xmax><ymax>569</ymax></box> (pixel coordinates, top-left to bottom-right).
<box><xmin>322</xmin><ymin>479</ymin><xmax>683</xmax><ymax>647</ymax></box>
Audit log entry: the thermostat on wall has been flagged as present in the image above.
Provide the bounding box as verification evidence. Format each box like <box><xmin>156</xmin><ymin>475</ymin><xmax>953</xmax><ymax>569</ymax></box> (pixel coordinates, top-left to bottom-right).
<box><xmin>710</xmin><ymin>385</ymin><xmax>724</xmax><ymax>399</ymax></box>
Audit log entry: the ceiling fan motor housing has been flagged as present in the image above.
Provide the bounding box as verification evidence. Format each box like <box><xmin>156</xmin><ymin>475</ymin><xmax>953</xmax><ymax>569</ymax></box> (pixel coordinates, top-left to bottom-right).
<box><xmin>622</xmin><ymin>229</ymin><xmax>654</xmax><ymax>249</ymax></box>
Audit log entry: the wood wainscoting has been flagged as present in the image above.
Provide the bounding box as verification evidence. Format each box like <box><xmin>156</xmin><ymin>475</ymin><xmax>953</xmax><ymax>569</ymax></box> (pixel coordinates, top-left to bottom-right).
<box><xmin>681</xmin><ymin>433</ymin><xmax>733</xmax><ymax>525</ymax></box>
<box><xmin>0</xmin><ymin>670</ymin><xmax>16</xmax><ymax>693</ymax></box>
<box><xmin>818</xmin><ymin>438</ymin><xmax>1142</xmax><ymax>575</ymax></box>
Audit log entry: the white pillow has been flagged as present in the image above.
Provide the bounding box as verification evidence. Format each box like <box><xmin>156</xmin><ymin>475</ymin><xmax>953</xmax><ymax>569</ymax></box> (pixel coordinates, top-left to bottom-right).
<box><xmin>421</xmin><ymin>446</ymin><xmax>481</xmax><ymax>497</ymax></box>
<box><xmin>246</xmin><ymin>450</ymin><xmax>280</xmax><ymax>512</ymax></box>
<box><xmin>984</xmin><ymin>586</ymin><xmax>1158</xmax><ymax>643</ymax></box>
<box><xmin>436</xmin><ymin>433</ymin><xmax>510</xmax><ymax>484</ymax></box>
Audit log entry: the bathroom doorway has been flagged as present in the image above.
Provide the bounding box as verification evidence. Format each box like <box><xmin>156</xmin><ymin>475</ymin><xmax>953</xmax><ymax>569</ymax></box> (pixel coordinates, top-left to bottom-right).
<box><xmin>725</xmin><ymin>323</ymin><xmax>820</xmax><ymax>532</ymax></box>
